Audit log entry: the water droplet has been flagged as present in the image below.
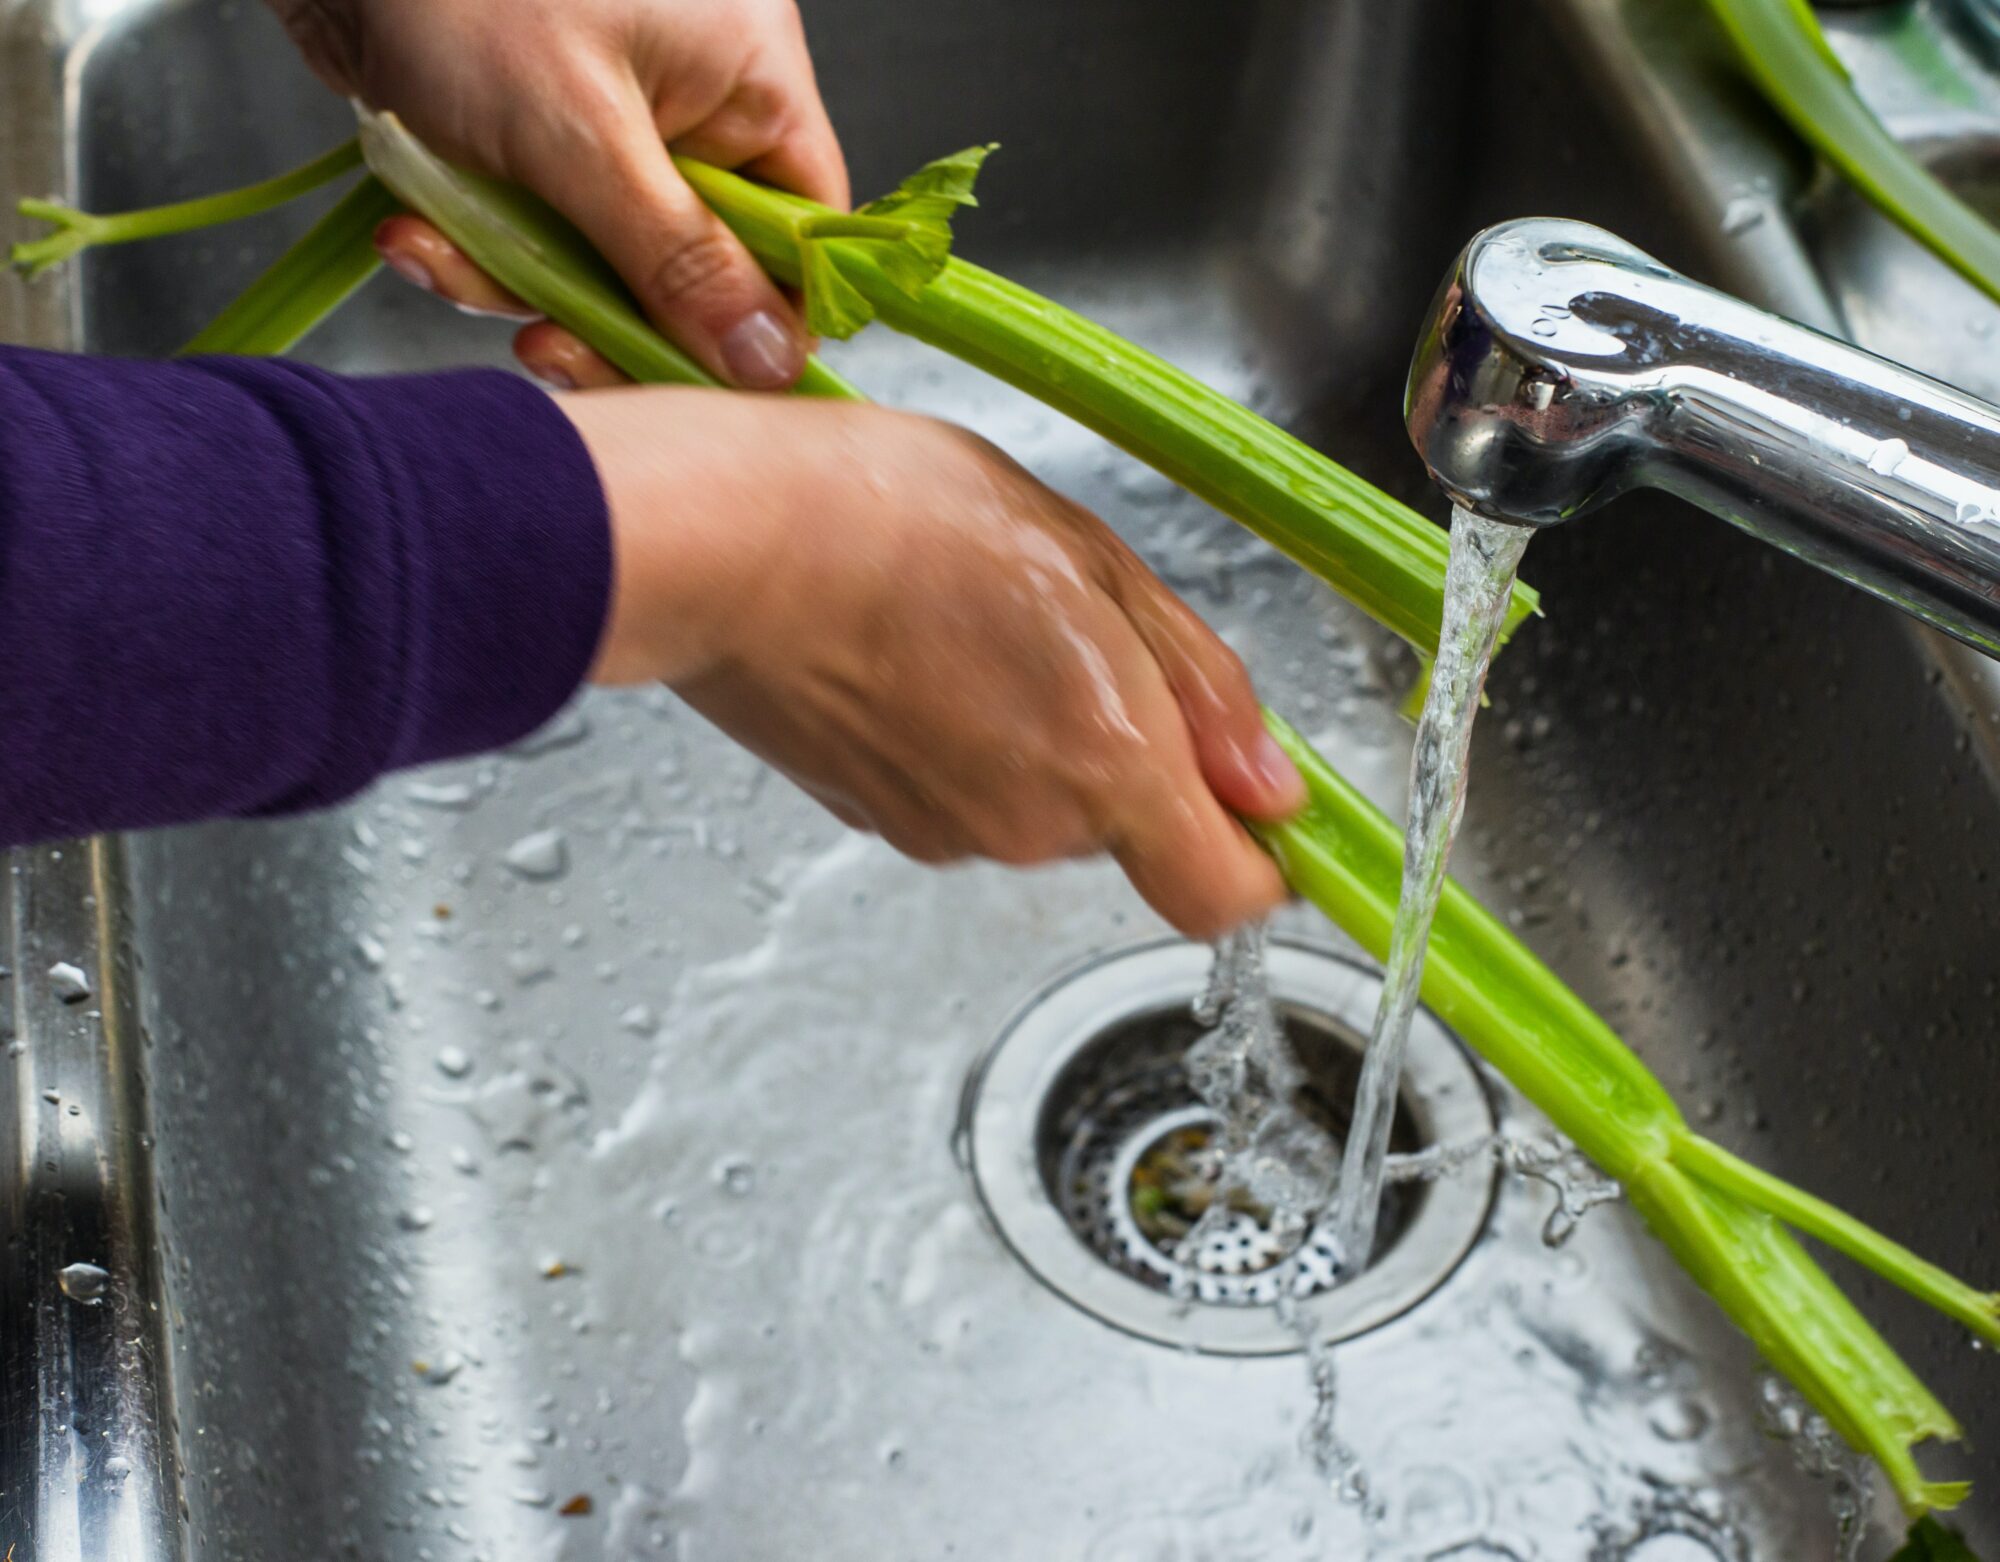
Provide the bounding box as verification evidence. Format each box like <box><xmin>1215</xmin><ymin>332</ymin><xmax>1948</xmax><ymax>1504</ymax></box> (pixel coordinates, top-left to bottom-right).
<box><xmin>48</xmin><ymin>962</ymin><xmax>90</xmax><ymax>1003</ymax></box>
<box><xmin>406</xmin><ymin>780</ymin><xmax>478</xmax><ymax>810</ymax></box>
<box><xmin>503</xmin><ymin>829</ymin><xmax>569</xmax><ymax>881</ymax></box>
<box><xmin>1866</xmin><ymin>437</ymin><xmax>1908</xmax><ymax>477</ymax></box>
<box><xmin>619</xmin><ymin>1003</ymin><xmax>659</xmax><ymax>1037</ymax></box>
<box><xmin>1721</xmin><ymin>194</ymin><xmax>1764</xmax><ymax>236</ymax></box>
<box><xmin>435</xmin><ymin>1045</ymin><xmax>472</xmax><ymax>1079</ymax></box>
<box><xmin>508</xmin><ymin>950</ymin><xmax>554</xmax><ymax>986</ymax></box>
<box><xmin>1647</xmin><ymin>1394</ymin><xmax>1712</xmax><ymax>1443</ymax></box>
<box><xmin>400</xmin><ymin>1206</ymin><xmax>436</xmax><ymax>1232</ymax></box>
<box><xmin>509</xmin><ymin>707</ymin><xmax>591</xmax><ymax>757</ymax></box>
<box><xmin>415</xmin><ymin>1350</ymin><xmax>465</xmax><ymax>1385</ymax></box>
<box><xmin>58</xmin><ymin>1261</ymin><xmax>110</xmax><ymax>1303</ymax></box>
<box><xmin>356</xmin><ymin>934</ymin><xmax>387</xmax><ymax>970</ymax></box>
<box><xmin>716</xmin><ymin>1158</ymin><xmax>756</xmax><ymax>1196</ymax></box>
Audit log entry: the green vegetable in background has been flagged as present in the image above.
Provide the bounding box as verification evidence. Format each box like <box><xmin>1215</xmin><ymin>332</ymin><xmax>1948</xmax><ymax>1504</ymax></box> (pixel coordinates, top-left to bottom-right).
<box><xmin>1894</xmin><ymin>1517</ymin><xmax>1984</xmax><ymax>1562</ymax></box>
<box><xmin>9</xmin><ymin>139</ymin><xmax>363</xmax><ymax>280</ymax></box>
<box><xmin>1703</xmin><ymin>0</ymin><xmax>2000</xmax><ymax>304</ymax></box>
<box><xmin>13</xmin><ymin>120</ymin><xmax>1998</xmax><ymax>1517</ymax></box>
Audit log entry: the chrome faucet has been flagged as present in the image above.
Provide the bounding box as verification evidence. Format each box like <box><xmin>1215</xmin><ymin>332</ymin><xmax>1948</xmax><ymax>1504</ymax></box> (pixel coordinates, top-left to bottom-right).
<box><xmin>1405</xmin><ymin>217</ymin><xmax>2000</xmax><ymax>658</ymax></box>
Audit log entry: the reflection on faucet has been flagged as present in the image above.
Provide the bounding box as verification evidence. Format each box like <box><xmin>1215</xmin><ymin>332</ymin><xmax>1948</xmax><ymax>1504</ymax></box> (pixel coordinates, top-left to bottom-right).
<box><xmin>1405</xmin><ymin>217</ymin><xmax>2000</xmax><ymax>658</ymax></box>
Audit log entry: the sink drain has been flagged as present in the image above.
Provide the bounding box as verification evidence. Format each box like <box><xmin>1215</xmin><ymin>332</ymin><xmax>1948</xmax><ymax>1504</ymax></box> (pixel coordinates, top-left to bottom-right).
<box><xmin>960</xmin><ymin>939</ymin><xmax>1497</xmax><ymax>1355</ymax></box>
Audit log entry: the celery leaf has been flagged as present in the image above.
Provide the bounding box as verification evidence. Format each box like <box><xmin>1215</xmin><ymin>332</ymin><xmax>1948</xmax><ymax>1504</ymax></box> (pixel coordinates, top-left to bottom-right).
<box><xmin>798</xmin><ymin>236</ymin><xmax>874</xmax><ymax>339</ymax></box>
<box><xmin>1894</xmin><ymin>1519</ymin><xmax>1982</xmax><ymax>1561</ymax></box>
<box><xmin>792</xmin><ymin>144</ymin><xmax>997</xmax><ymax>337</ymax></box>
<box><xmin>857</xmin><ymin>143</ymin><xmax>995</xmax><ymax>296</ymax></box>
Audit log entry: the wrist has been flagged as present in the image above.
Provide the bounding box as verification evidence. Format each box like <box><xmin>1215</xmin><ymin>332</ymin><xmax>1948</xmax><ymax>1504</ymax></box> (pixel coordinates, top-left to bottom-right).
<box><xmin>556</xmin><ymin>386</ymin><xmax>789</xmax><ymax>686</ymax></box>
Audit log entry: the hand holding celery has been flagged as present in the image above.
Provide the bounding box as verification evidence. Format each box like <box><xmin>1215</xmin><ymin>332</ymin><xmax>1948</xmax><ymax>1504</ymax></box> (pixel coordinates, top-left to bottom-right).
<box><xmin>15</xmin><ymin>119</ymin><xmax>1997</xmax><ymax>1517</ymax></box>
<box><xmin>558</xmin><ymin>385</ymin><xmax>1299</xmax><ymax>936</ymax></box>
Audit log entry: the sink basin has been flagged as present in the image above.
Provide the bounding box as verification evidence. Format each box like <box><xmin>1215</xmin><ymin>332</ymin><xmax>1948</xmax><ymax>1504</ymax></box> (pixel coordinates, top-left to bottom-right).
<box><xmin>3</xmin><ymin>1</ymin><xmax>1996</xmax><ymax>1557</ymax></box>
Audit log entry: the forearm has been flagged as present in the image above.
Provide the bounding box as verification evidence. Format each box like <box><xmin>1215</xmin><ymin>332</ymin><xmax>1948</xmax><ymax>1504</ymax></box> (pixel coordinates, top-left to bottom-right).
<box><xmin>0</xmin><ymin>346</ymin><xmax>610</xmax><ymax>845</ymax></box>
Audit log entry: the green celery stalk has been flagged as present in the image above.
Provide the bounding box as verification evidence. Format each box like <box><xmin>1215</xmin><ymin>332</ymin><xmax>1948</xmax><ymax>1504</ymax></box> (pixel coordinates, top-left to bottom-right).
<box><xmin>181</xmin><ymin>175</ymin><xmax>402</xmax><ymax>356</ymax></box>
<box><xmin>351</xmin><ymin>110</ymin><xmax>1514</xmax><ymax>657</ymax></box>
<box><xmin>11</xmin><ymin>139</ymin><xmax>364</xmax><ymax>279</ymax></box>
<box><xmin>1256</xmin><ymin>711</ymin><xmax>1986</xmax><ymax>1514</ymax></box>
<box><xmin>354</xmin><ymin>113</ymin><xmax>859</xmax><ymax>399</ymax></box>
<box><xmin>1704</xmin><ymin>0</ymin><xmax>2000</xmax><ymax>304</ymax></box>
<box><xmin>672</xmin><ymin>154</ymin><xmax>1536</xmax><ymax>658</ymax></box>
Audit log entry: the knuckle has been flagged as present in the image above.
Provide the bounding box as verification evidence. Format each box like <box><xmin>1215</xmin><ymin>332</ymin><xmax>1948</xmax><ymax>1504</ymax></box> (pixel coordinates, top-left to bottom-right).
<box><xmin>983</xmin><ymin>817</ymin><xmax>1094</xmax><ymax>868</ymax></box>
<box><xmin>642</xmin><ymin>225</ymin><xmax>745</xmax><ymax>313</ymax></box>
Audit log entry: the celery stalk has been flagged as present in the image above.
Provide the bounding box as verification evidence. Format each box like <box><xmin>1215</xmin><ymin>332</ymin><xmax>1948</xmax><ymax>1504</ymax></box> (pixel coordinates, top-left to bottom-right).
<box><xmin>1704</xmin><ymin>0</ymin><xmax>2000</xmax><ymax>305</ymax></box>
<box><xmin>1256</xmin><ymin>711</ymin><xmax>1981</xmax><ymax>1515</ymax></box>
<box><xmin>11</xmin><ymin>139</ymin><xmax>364</xmax><ymax>279</ymax></box>
<box><xmin>1671</xmin><ymin>1131</ymin><xmax>2000</xmax><ymax>1350</ymax></box>
<box><xmin>352</xmin><ymin>110</ymin><xmax>1523</xmax><ymax>657</ymax></box>
<box><xmin>354</xmin><ymin>113</ymin><xmax>860</xmax><ymax>399</ymax></box>
<box><xmin>181</xmin><ymin>175</ymin><xmax>401</xmax><ymax>356</ymax></box>
<box><xmin>673</xmin><ymin>155</ymin><xmax>1535</xmax><ymax>658</ymax></box>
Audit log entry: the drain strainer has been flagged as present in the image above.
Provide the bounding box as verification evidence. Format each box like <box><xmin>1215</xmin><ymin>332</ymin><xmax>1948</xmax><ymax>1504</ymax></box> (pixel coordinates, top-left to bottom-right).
<box><xmin>960</xmin><ymin>939</ymin><xmax>1497</xmax><ymax>1355</ymax></box>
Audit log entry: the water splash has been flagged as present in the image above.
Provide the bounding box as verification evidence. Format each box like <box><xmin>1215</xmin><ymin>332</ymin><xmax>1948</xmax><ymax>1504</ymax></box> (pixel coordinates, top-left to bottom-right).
<box><xmin>1386</xmin><ymin>1131</ymin><xmax>1623</xmax><ymax>1248</ymax></box>
<box><xmin>58</xmin><ymin>1260</ymin><xmax>110</xmax><ymax>1304</ymax></box>
<box><xmin>1329</xmin><ymin>507</ymin><xmax>1532</xmax><ymax>1269</ymax></box>
<box><xmin>1756</xmin><ymin>1375</ymin><xmax>1874</xmax><ymax>1562</ymax></box>
<box><xmin>1181</xmin><ymin>925</ymin><xmax>1330</xmax><ymax>1244</ymax></box>
<box><xmin>1499</xmin><ymin>1137</ymin><xmax>1624</xmax><ymax>1248</ymax></box>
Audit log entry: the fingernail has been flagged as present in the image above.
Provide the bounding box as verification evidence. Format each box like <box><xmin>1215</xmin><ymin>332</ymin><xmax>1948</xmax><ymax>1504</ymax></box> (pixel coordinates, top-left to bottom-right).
<box><xmin>382</xmin><ymin>250</ymin><xmax>435</xmax><ymax>294</ymax></box>
<box><xmin>529</xmin><ymin>363</ymin><xmax>577</xmax><ymax>392</ymax></box>
<box><xmin>1253</xmin><ymin>731</ymin><xmax>1305</xmax><ymax>802</ymax></box>
<box><xmin>720</xmin><ymin>309</ymin><xmax>804</xmax><ymax>390</ymax></box>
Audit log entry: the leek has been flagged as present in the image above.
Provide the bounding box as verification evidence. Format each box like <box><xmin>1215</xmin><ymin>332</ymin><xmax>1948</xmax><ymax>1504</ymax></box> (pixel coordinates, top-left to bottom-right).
<box><xmin>18</xmin><ymin>127</ymin><xmax>1999</xmax><ymax>1517</ymax></box>
<box><xmin>1703</xmin><ymin>0</ymin><xmax>2000</xmax><ymax>305</ymax></box>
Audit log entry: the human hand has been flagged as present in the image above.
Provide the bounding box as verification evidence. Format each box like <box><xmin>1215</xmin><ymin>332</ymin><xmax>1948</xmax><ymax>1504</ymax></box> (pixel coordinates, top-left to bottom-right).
<box><xmin>273</xmin><ymin>0</ymin><xmax>844</xmax><ymax>388</ymax></box>
<box><xmin>558</xmin><ymin>388</ymin><xmax>1304</xmax><ymax>938</ymax></box>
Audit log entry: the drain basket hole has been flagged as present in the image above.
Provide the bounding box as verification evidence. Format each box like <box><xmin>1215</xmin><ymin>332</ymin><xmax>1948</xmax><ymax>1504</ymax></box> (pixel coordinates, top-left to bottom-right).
<box><xmin>1035</xmin><ymin>1002</ymin><xmax>1425</xmax><ymax>1307</ymax></box>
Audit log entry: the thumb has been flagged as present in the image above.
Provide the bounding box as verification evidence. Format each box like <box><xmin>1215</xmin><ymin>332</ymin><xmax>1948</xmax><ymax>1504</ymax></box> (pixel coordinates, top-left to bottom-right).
<box><xmin>535</xmin><ymin>106</ymin><xmax>809</xmax><ymax>390</ymax></box>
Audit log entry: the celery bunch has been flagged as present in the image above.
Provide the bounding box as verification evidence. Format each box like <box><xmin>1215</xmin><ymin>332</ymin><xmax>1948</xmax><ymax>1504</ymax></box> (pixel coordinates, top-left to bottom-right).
<box><xmin>14</xmin><ymin>121</ymin><xmax>1997</xmax><ymax>1517</ymax></box>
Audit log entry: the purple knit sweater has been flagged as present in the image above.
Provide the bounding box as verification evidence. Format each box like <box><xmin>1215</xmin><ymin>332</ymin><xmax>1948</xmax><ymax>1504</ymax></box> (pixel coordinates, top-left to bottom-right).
<box><xmin>0</xmin><ymin>346</ymin><xmax>612</xmax><ymax>845</ymax></box>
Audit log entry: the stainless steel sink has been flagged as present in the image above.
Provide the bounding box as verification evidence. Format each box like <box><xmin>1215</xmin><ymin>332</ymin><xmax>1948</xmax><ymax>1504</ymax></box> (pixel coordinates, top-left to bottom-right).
<box><xmin>3</xmin><ymin>1</ymin><xmax>1996</xmax><ymax>1557</ymax></box>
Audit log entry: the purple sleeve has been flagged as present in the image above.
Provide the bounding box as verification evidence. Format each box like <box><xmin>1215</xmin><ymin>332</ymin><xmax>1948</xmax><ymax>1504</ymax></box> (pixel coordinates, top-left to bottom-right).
<box><xmin>0</xmin><ymin>346</ymin><xmax>613</xmax><ymax>845</ymax></box>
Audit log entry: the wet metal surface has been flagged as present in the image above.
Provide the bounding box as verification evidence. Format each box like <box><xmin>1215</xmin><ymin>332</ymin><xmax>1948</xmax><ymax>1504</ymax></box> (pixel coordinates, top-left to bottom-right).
<box><xmin>1</xmin><ymin>1</ymin><xmax>1997</xmax><ymax>1557</ymax></box>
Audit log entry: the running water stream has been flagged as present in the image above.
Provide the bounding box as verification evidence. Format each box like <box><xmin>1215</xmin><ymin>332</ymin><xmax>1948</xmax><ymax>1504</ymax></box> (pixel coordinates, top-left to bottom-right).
<box><xmin>1327</xmin><ymin>504</ymin><xmax>1532</xmax><ymax>1269</ymax></box>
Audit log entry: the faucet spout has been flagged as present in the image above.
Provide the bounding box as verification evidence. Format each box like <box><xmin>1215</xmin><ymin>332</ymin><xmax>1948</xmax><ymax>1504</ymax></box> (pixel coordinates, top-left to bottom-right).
<box><xmin>1405</xmin><ymin>216</ymin><xmax>2000</xmax><ymax>657</ymax></box>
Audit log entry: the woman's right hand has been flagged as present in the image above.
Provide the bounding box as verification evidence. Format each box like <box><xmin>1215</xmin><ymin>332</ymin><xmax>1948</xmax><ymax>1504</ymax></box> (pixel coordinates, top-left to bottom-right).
<box><xmin>558</xmin><ymin>388</ymin><xmax>1302</xmax><ymax>938</ymax></box>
